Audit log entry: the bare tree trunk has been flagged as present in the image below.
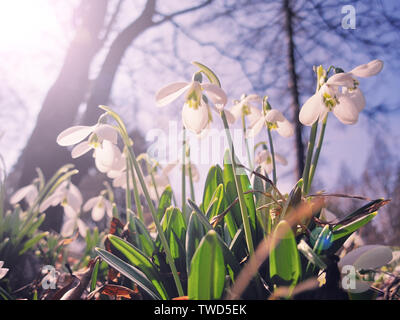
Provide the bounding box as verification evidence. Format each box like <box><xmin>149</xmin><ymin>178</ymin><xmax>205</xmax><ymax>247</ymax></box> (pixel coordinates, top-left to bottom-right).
<box><xmin>12</xmin><ymin>0</ymin><xmax>108</xmax><ymax>231</ymax></box>
<box><xmin>73</xmin><ymin>0</ymin><xmax>157</xmax><ymax>181</ymax></box>
<box><xmin>82</xmin><ymin>1</ymin><xmax>156</xmax><ymax>124</ymax></box>
<box><xmin>283</xmin><ymin>0</ymin><xmax>304</xmax><ymax>180</ymax></box>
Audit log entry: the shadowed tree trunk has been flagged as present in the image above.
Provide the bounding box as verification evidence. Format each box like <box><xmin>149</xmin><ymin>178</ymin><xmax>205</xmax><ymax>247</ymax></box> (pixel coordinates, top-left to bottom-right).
<box><xmin>12</xmin><ymin>0</ymin><xmax>109</xmax><ymax>231</ymax></box>
<box><xmin>283</xmin><ymin>0</ymin><xmax>304</xmax><ymax>180</ymax></box>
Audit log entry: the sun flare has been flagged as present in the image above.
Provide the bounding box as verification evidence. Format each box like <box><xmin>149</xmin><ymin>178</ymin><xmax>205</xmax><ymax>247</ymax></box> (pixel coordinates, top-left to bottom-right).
<box><xmin>0</xmin><ymin>1</ymin><xmax>60</xmax><ymax>52</ymax></box>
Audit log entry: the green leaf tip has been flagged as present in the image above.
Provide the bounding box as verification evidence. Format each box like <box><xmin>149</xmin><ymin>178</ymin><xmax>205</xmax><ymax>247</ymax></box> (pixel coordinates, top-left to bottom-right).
<box><xmin>191</xmin><ymin>61</ymin><xmax>221</xmax><ymax>88</ymax></box>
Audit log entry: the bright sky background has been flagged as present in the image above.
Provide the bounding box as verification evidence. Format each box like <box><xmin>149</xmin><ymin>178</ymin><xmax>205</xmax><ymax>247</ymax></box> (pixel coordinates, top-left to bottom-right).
<box><xmin>0</xmin><ymin>0</ymin><xmax>399</xmax><ymax>202</ymax></box>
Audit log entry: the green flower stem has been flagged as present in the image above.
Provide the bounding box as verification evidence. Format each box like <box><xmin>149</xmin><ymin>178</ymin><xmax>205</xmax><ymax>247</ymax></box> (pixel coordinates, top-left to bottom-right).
<box><xmin>221</xmin><ymin>110</ymin><xmax>254</xmax><ymax>256</ymax></box>
<box><xmin>266</xmin><ymin>126</ymin><xmax>277</xmax><ymax>186</ymax></box>
<box><xmin>241</xmin><ymin>113</ymin><xmax>253</xmax><ymax>170</ymax></box>
<box><xmin>100</xmin><ymin>105</ymin><xmax>184</xmax><ymax>297</ymax></box>
<box><xmin>307</xmin><ymin>114</ymin><xmax>328</xmax><ymax>194</ymax></box>
<box><xmin>181</xmin><ymin>127</ymin><xmax>187</xmax><ymax>221</ymax></box>
<box><xmin>129</xmin><ymin>146</ymin><xmax>184</xmax><ymax>297</ymax></box>
<box><xmin>302</xmin><ymin>121</ymin><xmax>318</xmax><ymax>194</ymax></box>
<box><xmin>125</xmin><ymin>157</ymin><xmax>133</xmax><ymax>220</ymax></box>
<box><xmin>128</xmin><ymin>157</ymin><xmax>144</xmax><ymax>222</ymax></box>
<box><xmin>145</xmin><ymin>160</ymin><xmax>160</xmax><ymax>203</ymax></box>
<box><xmin>126</xmin><ymin>159</ymin><xmax>140</xmax><ymax>246</ymax></box>
<box><xmin>302</xmin><ymin>67</ymin><xmax>325</xmax><ymax>195</ymax></box>
<box><xmin>263</xmin><ymin>99</ymin><xmax>277</xmax><ymax>185</ymax></box>
<box><xmin>188</xmin><ymin>159</ymin><xmax>196</xmax><ymax>202</ymax></box>
<box><xmin>129</xmin><ymin>161</ymin><xmax>144</xmax><ymax>222</ymax></box>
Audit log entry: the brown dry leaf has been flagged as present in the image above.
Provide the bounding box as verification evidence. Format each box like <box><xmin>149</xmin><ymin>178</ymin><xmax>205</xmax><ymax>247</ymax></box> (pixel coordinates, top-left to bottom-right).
<box><xmin>88</xmin><ymin>284</ymin><xmax>142</xmax><ymax>300</ymax></box>
<box><xmin>51</xmin><ymin>257</ymin><xmax>100</xmax><ymax>300</ymax></box>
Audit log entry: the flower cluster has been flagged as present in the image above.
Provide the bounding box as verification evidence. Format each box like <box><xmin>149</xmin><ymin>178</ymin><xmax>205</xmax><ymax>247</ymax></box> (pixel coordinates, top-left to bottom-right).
<box><xmin>300</xmin><ymin>59</ymin><xmax>383</xmax><ymax>125</ymax></box>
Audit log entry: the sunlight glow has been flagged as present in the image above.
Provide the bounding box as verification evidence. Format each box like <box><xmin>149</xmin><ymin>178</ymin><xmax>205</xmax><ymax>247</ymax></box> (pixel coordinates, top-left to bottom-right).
<box><xmin>0</xmin><ymin>1</ymin><xmax>61</xmax><ymax>52</ymax></box>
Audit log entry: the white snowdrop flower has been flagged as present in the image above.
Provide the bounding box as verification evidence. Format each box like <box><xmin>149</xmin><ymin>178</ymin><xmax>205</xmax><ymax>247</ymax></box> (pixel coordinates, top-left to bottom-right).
<box><xmin>92</xmin><ymin>141</ymin><xmax>124</xmax><ymax>173</ymax></box>
<box><xmin>230</xmin><ymin>94</ymin><xmax>263</xmax><ymax>124</ymax></box>
<box><xmin>57</xmin><ymin>122</ymin><xmax>118</xmax><ymax>148</ymax></box>
<box><xmin>248</xmin><ymin>108</ymin><xmax>294</xmax><ymax>138</ymax></box>
<box><xmin>0</xmin><ymin>261</ymin><xmax>9</xmax><ymax>280</ymax></box>
<box><xmin>155</xmin><ymin>78</ymin><xmax>230</xmax><ymax>134</ymax></box>
<box><xmin>299</xmin><ymin>59</ymin><xmax>383</xmax><ymax>126</ymax></box>
<box><xmin>10</xmin><ymin>184</ymin><xmax>38</xmax><ymax>207</ymax></box>
<box><xmin>254</xmin><ymin>149</ymin><xmax>287</xmax><ymax>174</ymax></box>
<box><xmin>83</xmin><ymin>195</ymin><xmax>113</xmax><ymax>222</ymax></box>
<box><xmin>61</xmin><ymin>214</ymin><xmax>88</xmax><ymax>238</ymax></box>
<box><xmin>39</xmin><ymin>181</ymin><xmax>82</xmax><ymax>217</ymax></box>
<box><xmin>57</xmin><ymin>120</ymin><xmax>123</xmax><ymax>173</ymax></box>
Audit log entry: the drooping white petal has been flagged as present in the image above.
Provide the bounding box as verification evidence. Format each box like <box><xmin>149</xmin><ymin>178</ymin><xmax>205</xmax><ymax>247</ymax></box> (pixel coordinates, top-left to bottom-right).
<box><xmin>196</xmin><ymin>122</ymin><xmax>211</xmax><ymax>139</ymax></box>
<box><xmin>0</xmin><ymin>265</ymin><xmax>9</xmax><ymax>279</ymax></box>
<box><xmin>71</xmin><ymin>141</ymin><xmax>92</xmax><ymax>159</ymax></box>
<box><xmin>182</xmin><ymin>102</ymin><xmax>209</xmax><ymax>134</ymax></box>
<box><xmin>107</xmin><ymin>168</ymin><xmax>125</xmax><ymax>179</ymax></box>
<box><xmin>246</xmin><ymin>117</ymin><xmax>265</xmax><ymax>138</ymax></box>
<box><xmin>61</xmin><ymin>218</ymin><xmax>76</xmax><ymax>237</ymax></box>
<box><xmin>94</xmin><ymin>124</ymin><xmax>118</xmax><ymax>144</ymax></box>
<box><xmin>109</xmin><ymin>145</ymin><xmax>124</xmax><ymax>170</ymax></box>
<box><xmin>350</xmin><ymin>59</ymin><xmax>384</xmax><ymax>78</ymax></box>
<box><xmin>265</xmin><ymin>109</ymin><xmax>285</xmax><ymax>123</ymax></box>
<box><xmin>202</xmin><ymin>83</ymin><xmax>228</xmax><ymax>109</ymax></box>
<box><xmin>246</xmin><ymin>106</ymin><xmax>262</xmax><ymax>126</ymax></box>
<box><xmin>276</xmin><ymin>119</ymin><xmax>295</xmax><ymax>138</ymax></box>
<box><xmin>39</xmin><ymin>192</ymin><xmax>62</xmax><ymax>211</ymax></box>
<box><xmin>342</xmin><ymin>87</ymin><xmax>366</xmax><ymax>112</ymax></box>
<box><xmin>155</xmin><ymin>82</ymin><xmax>191</xmax><ymax>107</ymax></box>
<box><xmin>91</xmin><ymin>203</ymin><xmax>105</xmax><ymax>221</ymax></box>
<box><xmin>243</xmin><ymin>94</ymin><xmax>262</xmax><ymax>104</ymax></box>
<box><xmin>95</xmin><ymin>156</ymin><xmax>110</xmax><ymax>173</ymax></box>
<box><xmin>56</xmin><ymin>126</ymin><xmax>94</xmax><ymax>146</ymax></box>
<box><xmin>299</xmin><ymin>93</ymin><xmax>325</xmax><ymax>126</ymax></box>
<box><xmin>67</xmin><ymin>183</ymin><xmax>83</xmax><ymax>210</ymax></box>
<box><xmin>77</xmin><ymin>219</ymin><xmax>88</xmax><ymax>238</ymax></box>
<box><xmin>112</xmin><ymin>173</ymin><xmax>125</xmax><ymax>188</ymax></box>
<box><xmin>105</xmin><ymin>200</ymin><xmax>113</xmax><ymax>218</ymax></box>
<box><xmin>326</xmin><ymin>72</ymin><xmax>355</xmax><ymax>88</ymax></box>
<box><xmin>94</xmin><ymin>140</ymin><xmax>115</xmax><ymax>172</ymax></box>
<box><xmin>63</xmin><ymin>204</ymin><xmax>78</xmax><ymax>219</ymax></box>
<box><xmin>25</xmin><ymin>187</ymin><xmax>39</xmax><ymax>207</ymax></box>
<box><xmin>106</xmin><ymin>152</ymin><xmax>126</xmax><ymax>178</ymax></box>
<box><xmin>83</xmin><ymin>196</ymin><xmax>99</xmax><ymax>212</ymax></box>
<box><xmin>10</xmin><ymin>184</ymin><xmax>38</xmax><ymax>205</ymax></box>
<box><xmin>255</xmin><ymin>149</ymin><xmax>270</xmax><ymax>165</ymax></box>
<box><xmin>229</xmin><ymin>101</ymin><xmax>244</xmax><ymax>122</ymax></box>
<box><xmin>333</xmin><ymin>90</ymin><xmax>364</xmax><ymax>125</ymax></box>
